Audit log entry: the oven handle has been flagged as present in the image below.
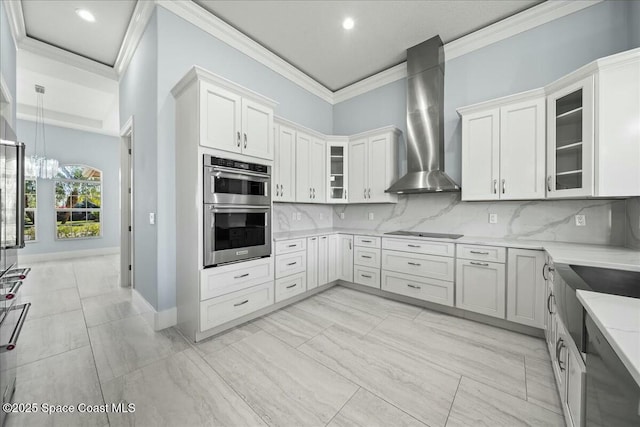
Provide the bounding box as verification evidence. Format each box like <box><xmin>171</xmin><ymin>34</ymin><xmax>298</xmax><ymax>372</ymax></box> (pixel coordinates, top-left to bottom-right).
<box><xmin>209</xmin><ymin>166</ymin><xmax>270</xmax><ymax>180</ymax></box>
<box><xmin>209</xmin><ymin>205</ymin><xmax>270</xmax><ymax>212</ymax></box>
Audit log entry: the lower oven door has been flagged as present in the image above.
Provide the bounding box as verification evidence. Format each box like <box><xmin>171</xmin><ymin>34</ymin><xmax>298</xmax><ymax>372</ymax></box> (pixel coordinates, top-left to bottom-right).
<box><xmin>204</xmin><ymin>205</ymin><xmax>271</xmax><ymax>267</ymax></box>
<box><xmin>585</xmin><ymin>314</ymin><xmax>640</xmax><ymax>426</ymax></box>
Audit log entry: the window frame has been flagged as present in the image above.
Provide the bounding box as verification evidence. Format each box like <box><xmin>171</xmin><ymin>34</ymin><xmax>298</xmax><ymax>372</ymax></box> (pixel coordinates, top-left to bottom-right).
<box><xmin>53</xmin><ymin>164</ymin><xmax>103</xmax><ymax>241</ymax></box>
<box><xmin>24</xmin><ymin>177</ymin><xmax>37</xmax><ymax>243</ymax></box>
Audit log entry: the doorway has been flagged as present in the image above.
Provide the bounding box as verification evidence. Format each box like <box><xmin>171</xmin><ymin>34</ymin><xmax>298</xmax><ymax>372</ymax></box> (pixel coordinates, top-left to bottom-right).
<box><xmin>120</xmin><ymin>117</ymin><xmax>134</xmax><ymax>288</ymax></box>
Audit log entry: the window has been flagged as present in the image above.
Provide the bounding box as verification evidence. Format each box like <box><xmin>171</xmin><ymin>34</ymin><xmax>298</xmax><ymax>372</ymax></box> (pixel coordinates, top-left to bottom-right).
<box><xmin>24</xmin><ymin>178</ymin><xmax>37</xmax><ymax>241</ymax></box>
<box><xmin>54</xmin><ymin>165</ymin><xmax>102</xmax><ymax>239</ymax></box>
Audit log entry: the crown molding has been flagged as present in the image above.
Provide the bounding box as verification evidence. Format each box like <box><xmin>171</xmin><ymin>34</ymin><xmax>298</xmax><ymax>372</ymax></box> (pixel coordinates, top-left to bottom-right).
<box><xmin>114</xmin><ymin>0</ymin><xmax>156</xmax><ymax>77</ymax></box>
<box><xmin>3</xmin><ymin>0</ymin><xmax>25</xmax><ymax>47</ymax></box>
<box><xmin>157</xmin><ymin>0</ymin><xmax>334</xmax><ymax>104</ymax></box>
<box><xmin>333</xmin><ymin>62</ymin><xmax>407</xmax><ymax>104</ymax></box>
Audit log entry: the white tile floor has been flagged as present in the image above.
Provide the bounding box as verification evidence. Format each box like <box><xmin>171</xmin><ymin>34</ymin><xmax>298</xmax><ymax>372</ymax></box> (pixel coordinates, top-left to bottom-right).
<box><xmin>6</xmin><ymin>254</ymin><xmax>564</xmax><ymax>427</ymax></box>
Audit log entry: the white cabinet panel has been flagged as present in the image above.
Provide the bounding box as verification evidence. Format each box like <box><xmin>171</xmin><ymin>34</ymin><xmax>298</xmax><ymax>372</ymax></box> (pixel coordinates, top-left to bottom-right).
<box><xmin>354</xmin><ymin>265</ymin><xmax>380</xmax><ymax>289</ymax></box>
<box><xmin>307</xmin><ymin>236</ymin><xmax>319</xmax><ymax>290</ymax></box>
<box><xmin>241</xmin><ymin>98</ymin><xmax>273</xmax><ymax>160</ymax></box>
<box><xmin>381</xmin><ymin>270</ymin><xmax>454</xmax><ymax>307</ymax></box>
<box><xmin>275</xmin><ymin>272</ymin><xmax>306</xmax><ymax>303</ymax></box>
<box><xmin>295</xmin><ymin>132</ymin><xmax>312</xmax><ymax>202</ymax></box>
<box><xmin>349</xmin><ymin>138</ymin><xmax>368</xmax><ymax>203</ymax></box>
<box><xmin>457</xmin><ymin>244</ymin><xmax>506</xmax><ymax>263</ymax></box>
<box><xmin>200</xmin><ymin>282</ymin><xmax>274</xmax><ymax>331</ymax></box>
<box><xmin>565</xmin><ymin>343</ymin><xmax>585</xmax><ymax>427</ymax></box>
<box><xmin>506</xmin><ymin>249</ymin><xmax>546</xmax><ymax>328</ymax></box>
<box><xmin>274</xmin><ymin>125</ymin><xmax>296</xmax><ymax>202</ymax></box>
<box><xmin>354</xmin><ymin>235</ymin><xmax>381</xmax><ymax>248</ymax></box>
<box><xmin>382</xmin><ymin>250</ymin><xmax>454</xmax><ymax>282</ymax></box>
<box><xmin>200</xmin><ymin>82</ymin><xmax>242</xmax><ymax>153</ymax></box>
<box><xmin>275</xmin><ymin>239</ymin><xmax>306</xmax><ymax>255</ymax></box>
<box><xmin>500</xmin><ymin>98</ymin><xmax>545</xmax><ymax>199</ymax></box>
<box><xmin>326</xmin><ymin>139</ymin><xmax>349</xmax><ymax>203</ymax></box>
<box><xmin>311</xmin><ymin>139</ymin><xmax>326</xmax><ymax>202</ymax></box>
<box><xmin>338</xmin><ymin>234</ymin><xmax>354</xmax><ymax>282</ymax></box>
<box><xmin>354</xmin><ymin>247</ymin><xmax>381</xmax><ymax>268</ymax></box>
<box><xmin>275</xmin><ymin>251</ymin><xmax>306</xmax><ymax>279</ymax></box>
<box><xmin>318</xmin><ymin>235</ymin><xmax>329</xmax><ymax>286</ymax></box>
<box><xmin>328</xmin><ymin>234</ymin><xmax>339</xmax><ymax>282</ymax></box>
<box><xmin>200</xmin><ymin>257</ymin><xmax>274</xmax><ymax>301</ymax></box>
<box><xmin>382</xmin><ymin>238</ymin><xmax>455</xmax><ymax>257</ymax></box>
<box><xmin>461</xmin><ymin>108</ymin><xmax>500</xmax><ymax>201</ymax></box>
<box><xmin>368</xmin><ymin>134</ymin><xmax>390</xmax><ymax>202</ymax></box>
<box><xmin>455</xmin><ymin>259</ymin><xmax>506</xmax><ymax>318</ymax></box>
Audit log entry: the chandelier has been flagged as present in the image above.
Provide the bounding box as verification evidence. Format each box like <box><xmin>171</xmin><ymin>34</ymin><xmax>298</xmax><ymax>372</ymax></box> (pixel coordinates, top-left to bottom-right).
<box><xmin>25</xmin><ymin>85</ymin><xmax>59</xmax><ymax>179</ymax></box>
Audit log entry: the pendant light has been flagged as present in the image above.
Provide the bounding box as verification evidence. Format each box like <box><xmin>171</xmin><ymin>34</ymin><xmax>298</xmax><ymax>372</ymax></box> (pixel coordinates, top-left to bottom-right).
<box><xmin>26</xmin><ymin>85</ymin><xmax>59</xmax><ymax>179</ymax></box>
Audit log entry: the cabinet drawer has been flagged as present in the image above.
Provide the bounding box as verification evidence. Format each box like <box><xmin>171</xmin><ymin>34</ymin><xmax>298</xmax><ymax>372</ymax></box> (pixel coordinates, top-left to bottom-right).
<box><xmin>382</xmin><ymin>237</ymin><xmax>454</xmax><ymax>257</ymax></box>
<box><xmin>458</xmin><ymin>244</ymin><xmax>506</xmax><ymax>263</ymax></box>
<box><xmin>200</xmin><ymin>257</ymin><xmax>274</xmax><ymax>301</ymax></box>
<box><xmin>354</xmin><ymin>235</ymin><xmax>381</xmax><ymax>248</ymax></box>
<box><xmin>354</xmin><ymin>247</ymin><xmax>381</xmax><ymax>268</ymax></box>
<box><xmin>381</xmin><ymin>270</ymin><xmax>453</xmax><ymax>307</ymax></box>
<box><xmin>275</xmin><ymin>239</ymin><xmax>306</xmax><ymax>255</ymax></box>
<box><xmin>275</xmin><ymin>252</ymin><xmax>306</xmax><ymax>278</ymax></box>
<box><xmin>275</xmin><ymin>272</ymin><xmax>307</xmax><ymax>303</ymax></box>
<box><xmin>455</xmin><ymin>259</ymin><xmax>506</xmax><ymax>319</ymax></box>
<box><xmin>200</xmin><ymin>282</ymin><xmax>274</xmax><ymax>331</ymax></box>
<box><xmin>382</xmin><ymin>250</ymin><xmax>454</xmax><ymax>282</ymax></box>
<box><xmin>354</xmin><ymin>265</ymin><xmax>380</xmax><ymax>289</ymax></box>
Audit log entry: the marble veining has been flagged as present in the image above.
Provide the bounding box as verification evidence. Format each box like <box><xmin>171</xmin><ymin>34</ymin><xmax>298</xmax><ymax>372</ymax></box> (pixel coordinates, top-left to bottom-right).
<box><xmin>273</xmin><ymin>203</ymin><xmax>333</xmax><ymax>232</ymax></box>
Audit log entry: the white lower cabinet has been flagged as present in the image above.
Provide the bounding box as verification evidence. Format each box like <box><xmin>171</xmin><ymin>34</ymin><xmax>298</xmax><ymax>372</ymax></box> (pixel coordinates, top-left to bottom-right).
<box><xmin>199</xmin><ymin>257</ymin><xmax>274</xmax><ymax>300</ymax></box>
<box><xmin>307</xmin><ymin>237</ymin><xmax>319</xmax><ymax>289</ymax></box>
<box><xmin>382</xmin><ymin>250</ymin><xmax>454</xmax><ymax>282</ymax></box>
<box><xmin>318</xmin><ymin>235</ymin><xmax>329</xmax><ymax>285</ymax></box>
<box><xmin>338</xmin><ymin>234</ymin><xmax>354</xmax><ymax>282</ymax></box>
<box><xmin>354</xmin><ymin>265</ymin><xmax>380</xmax><ymax>288</ymax></box>
<box><xmin>275</xmin><ymin>251</ymin><xmax>306</xmax><ymax>278</ymax></box>
<box><xmin>506</xmin><ymin>249</ymin><xmax>546</xmax><ymax>328</ymax></box>
<box><xmin>565</xmin><ymin>341</ymin><xmax>585</xmax><ymax>427</ymax></box>
<box><xmin>354</xmin><ymin>247</ymin><xmax>381</xmax><ymax>269</ymax></box>
<box><xmin>327</xmin><ymin>234</ymin><xmax>339</xmax><ymax>282</ymax></box>
<box><xmin>381</xmin><ymin>270</ymin><xmax>454</xmax><ymax>306</ymax></box>
<box><xmin>455</xmin><ymin>259</ymin><xmax>506</xmax><ymax>319</ymax></box>
<box><xmin>275</xmin><ymin>272</ymin><xmax>306</xmax><ymax>303</ymax></box>
<box><xmin>200</xmin><ymin>281</ymin><xmax>274</xmax><ymax>331</ymax></box>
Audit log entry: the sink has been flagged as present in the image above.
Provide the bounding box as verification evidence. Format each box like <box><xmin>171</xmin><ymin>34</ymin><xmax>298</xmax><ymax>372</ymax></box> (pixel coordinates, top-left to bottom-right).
<box><xmin>570</xmin><ymin>265</ymin><xmax>640</xmax><ymax>299</ymax></box>
<box><xmin>384</xmin><ymin>231</ymin><xmax>464</xmax><ymax>239</ymax></box>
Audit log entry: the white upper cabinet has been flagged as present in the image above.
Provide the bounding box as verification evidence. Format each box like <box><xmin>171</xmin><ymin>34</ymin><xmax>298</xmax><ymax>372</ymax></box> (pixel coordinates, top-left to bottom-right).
<box><xmin>198</xmin><ymin>79</ymin><xmax>275</xmax><ymax>161</ymax></box>
<box><xmin>326</xmin><ymin>137</ymin><xmax>349</xmax><ymax>203</ymax></box>
<box><xmin>459</xmin><ymin>90</ymin><xmax>545</xmax><ymax>201</ymax></box>
<box><xmin>348</xmin><ymin>127</ymin><xmax>399</xmax><ymax>204</ymax></box>
<box><xmin>546</xmin><ymin>76</ymin><xmax>594</xmax><ymax>198</ymax></box>
<box><xmin>311</xmin><ymin>138</ymin><xmax>327</xmax><ymax>202</ymax></box>
<box><xmin>295</xmin><ymin>131</ymin><xmax>325</xmax><ymax>203</ymax></box>
<box><xmin>274</xmin><ymin>124</ymin><xmax>296</xmax><ymax>202</ymax></box>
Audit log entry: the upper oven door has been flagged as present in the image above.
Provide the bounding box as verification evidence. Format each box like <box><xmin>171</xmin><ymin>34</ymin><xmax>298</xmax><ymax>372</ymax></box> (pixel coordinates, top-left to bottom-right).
<box><xmin>204</xmin><ymin>166</ymin><xmax>271</xmax><ymax>205</ymax></box>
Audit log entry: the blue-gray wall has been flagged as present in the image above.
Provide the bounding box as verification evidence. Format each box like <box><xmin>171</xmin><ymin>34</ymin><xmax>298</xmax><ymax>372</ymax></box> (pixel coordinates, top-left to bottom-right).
<box><xmin>119</xmin><ymin>11</ymin><xmax>159</xmax><ymax>309</ymax></box>
<box><xmin>333</xmin><ymin>0</ymin><xmax>640</xmax><ymax>184</ymax></box>
<box><xmin>632</xmin><ymin>0</ymin><xmax>640</xmax><ymax>47</ymax></box>
<box><xmin>17</xmin><ymin>120</ymin><xmax>120</xmax><ymax>255</ymax></box>
<box><xmin>1</xmin><ymin>1</ymin><xmax>17</xmax><ymax>125</ymax></box>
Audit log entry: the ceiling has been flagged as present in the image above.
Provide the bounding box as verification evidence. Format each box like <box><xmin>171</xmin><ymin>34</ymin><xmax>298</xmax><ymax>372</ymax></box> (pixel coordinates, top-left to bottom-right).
<box><xmin>22</xmin><ymin>0</ymin><xmax>137</xmax><ymax>66</ymax></box>
<box><xmin>195</xmin><ymin>0</ymin><xmax>543</xmax><ymax>91</ymax></box>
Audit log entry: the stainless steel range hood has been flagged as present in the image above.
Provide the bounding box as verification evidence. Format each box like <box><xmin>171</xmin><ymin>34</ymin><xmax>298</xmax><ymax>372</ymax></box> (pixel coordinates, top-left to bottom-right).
<box><xmin>386</xmin><ymin>36</ymin><xmax>460</xmax><ymax>194</ymax></box>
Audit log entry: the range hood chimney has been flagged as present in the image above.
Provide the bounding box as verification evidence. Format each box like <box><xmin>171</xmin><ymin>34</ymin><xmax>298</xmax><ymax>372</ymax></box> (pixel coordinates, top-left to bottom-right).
<box><xmin>386</xmin><ymin>36</ymin><xmax>460</xmax><ymax>194</ymax></box>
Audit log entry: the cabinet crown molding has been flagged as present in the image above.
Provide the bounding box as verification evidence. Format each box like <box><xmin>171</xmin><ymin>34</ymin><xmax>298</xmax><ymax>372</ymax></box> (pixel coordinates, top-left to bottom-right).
<box><xmin>457</xmin><ymin>88</ymin><xmax>546</xmax><ymax>116</ymax></box>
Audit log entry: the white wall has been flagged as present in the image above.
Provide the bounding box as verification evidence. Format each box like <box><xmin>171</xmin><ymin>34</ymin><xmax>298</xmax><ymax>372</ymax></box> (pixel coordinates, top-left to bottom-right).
<box><xmin>1</xmin><ymin>1</ymin><xmax>17</xmax><ymax>126</ymax></box>
<box><xmin>17</xmin><ymin>120</ymin><xmax>120</xmax><ymax>255</ymax></box>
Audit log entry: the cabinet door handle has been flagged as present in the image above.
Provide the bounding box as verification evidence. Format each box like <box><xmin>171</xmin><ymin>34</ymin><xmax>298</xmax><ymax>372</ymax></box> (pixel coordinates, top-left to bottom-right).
<box><xmin>361</xmin><ymin>255</ymin><xmax>372</xmax><ymax>259</ymax></box>
<box><xmin>361</xmin><ymin>274</ymin><xmax>372</xmax><ymax>279</ymax></box>
<box><xmin>542</xmin><ymin>263</ymin><xmax>549</xmax><ymax>280</ymax></box>
<box><xmin>469</xmin><ymin>250</ymin><xmax>489</xmax><ymax>255</ymax></box>
<box><xmin>313</xmin><ymin>188</ymin><xmax>316</xmax><ymax>199</ymax></box>
<box><xmin>321</xmin><ymin>236</ymin><xmax>327</xmax><ymax>239</ymax></box>
<box><xmin>233</xmin><ymin>273</ymin><xmax>249</xmax><ymax>279</ymax></box>
<box><xmin>361</xmin><ymin>240</ymin><xmax>372</xmax><ymax>243</ymax></box>
<box><xmin>493</xmin><ymin>179</ymin><xmax>497</xmax><ymax>194</ymax></box>
<box><xmin>286</xmin><ymin>262</ymin><xmax>297</xmax><ymax>266</ymax></box>
<box><xmin>407</xmin><ymin>284</ymin><xmax>421</xmax><ymax>290</ymax></box>
<box><xmin>407</xmin><ymin>262</ymin><xmax>421</xmax><ymax>267</ymax></box>
<box><xmin>557</xmin><ymin>339</ymin><xmax>566</xmax><ymax>371</ymax></box>
<box><xmin>281</xmin><ymin>184</ymin><xmax>284</xmax><ymax>196</ymax></box>
<box><xmin>368</xmin><ymin>188</ymin><xmax>371</xmax><ymax>198</ymax></box>
<box><xmin>310</xmin><ymin>187</ymin><xmax>312</xmax><ymax>199</ymax></box>
<box><xmin>364</xmin><ymin>188</ymin><xmax>366</xmax><ymax>199</ymax></box>
<box><xmin>407</xmin><ymin>244</ymin><xmax>421</xmax><ymax>248</ymax></box>
<box><xmin>547</xmin><ymin>293</ymin><xmax>555</xmax><ymax>314</ymax></box>
<box><xmin>237</xmin><ymin>131</ymin><xmax>241</xmax><ymax>147</ymax></box>
<box><xmin>286</xmin><ymin>283</ymin><xmax>297</xmax><ymax>289</ymax></box>
<box><xmin>344</xmin><ymin>189</ymin><xmax>347</xmax><ymax>199</ymax></box>
<box><xmin>275</xmin><ymin>184</ymin><xmax>280</xmax><ymax>197</ymax></box>
<box><xmin>501</xmin><ymin>179</ymin><xmax>506</xmax><ymax>194</ymax></box>
<box><xmin>310</xmin><ymin>237</ymin><xmax>316</xmax><ymax>241</ymax></box>
<box><xmin>470</xmin><ymin>261</ymin><xmax>489</xmax><ymax>267</ymax></box>
<box><xmin>287</xmin><ymin>244</ymin><xmax>298</xmax><ymax>248</ymax></box>
<box><xmin>547</xmin><ymin>175</ymin><xmax>552</xmax><ymax>192</ymax></box>
<box><xmin>234</xmin><ymin>299</ymin><xmax>249</xmax><ymax>307</ymax></box>
<box><xmin>244</xmin><ymin>133</ymin><xmax>247</xmax><ymax>148</ymax></box>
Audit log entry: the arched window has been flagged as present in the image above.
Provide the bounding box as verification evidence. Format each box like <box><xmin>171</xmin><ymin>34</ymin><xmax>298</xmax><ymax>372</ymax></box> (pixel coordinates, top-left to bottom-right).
<box><xmin>54</xmin><ymin>165</ymin><xmax>102</xmax><ymax>239</ymax></box>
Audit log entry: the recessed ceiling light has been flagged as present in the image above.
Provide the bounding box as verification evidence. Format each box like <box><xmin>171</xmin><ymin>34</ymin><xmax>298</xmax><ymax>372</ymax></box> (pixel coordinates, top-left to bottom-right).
<box><xmin>75</xmin><ymin>9</ymin><xmax>96</xmax><ymax>23</ymax></box>
<box><xmin>342</xmin><ymin>17</ymin><xmax>354</xmax><ymax>30</ymax></box>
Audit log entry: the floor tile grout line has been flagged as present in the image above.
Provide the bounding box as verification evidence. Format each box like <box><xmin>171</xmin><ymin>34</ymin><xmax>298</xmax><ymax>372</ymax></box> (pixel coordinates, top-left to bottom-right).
<box><xmin>358</xmin><ymin>385</ymin><xmax>431</xmax><ymax>427</ymax></box>
<box><xmin>523</xmin><ymin>354</ymin><xmax>529</xmax><ymax>401</ymax></box>
<box><xmin>315</xmin><ymin>291</ymin><xmax>420</xmax><ymax>321</ymax></box>
<box><xmin>444</xmin><ymin>375</ymin><xmax>463</xmax><ymax>426</ymax></box>
<box><xmin>323</xmin><ymin>386</ymin><xmax>360</xmax><ymax>427</ymax></box>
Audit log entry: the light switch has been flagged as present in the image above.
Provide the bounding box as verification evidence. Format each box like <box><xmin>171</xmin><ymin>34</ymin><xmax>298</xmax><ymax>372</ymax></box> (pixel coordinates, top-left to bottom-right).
<box><xmin>368</xmin><ymin>212</ymin><xmax>374</xmax><ymax>220</ymax></box>
<box><xmin>575</xmin><ymin>214</ymin><xmax>586</xmax><ymax>226</ymax></box>
<box><xmin>489</xmin><ymin>213</ymin><xmax>498</xmax><ymax>224</ymax></box>
<box><xmin>340</xmin><ymin>212</ymin><xmax>345</xmax><ymax>219</ymax></box>
<box><xmin>149</xmin><ymin>213</ymin><xmax>156</xmax><ymax>225</ymax></box>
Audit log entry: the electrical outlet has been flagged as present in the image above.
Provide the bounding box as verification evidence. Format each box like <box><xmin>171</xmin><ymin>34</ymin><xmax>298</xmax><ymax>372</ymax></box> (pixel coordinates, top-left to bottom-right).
<box><xmin>489</xmin><ymin>213</ymin><xmax>498</xmax><ymax>224</ymax></box>
<box><xmin>368</xmin><ymin>212</ymin><xmax>374</xmax><ymax>220</ymax></box>
<box><xmin>296</xmin><ymin>213</ymin><xmax>302</xmax><ymax>221</ymax></box>
<box><xmin>340</xmin><ymin>212</ymin><xmax>345</xmax><ymax>220</ymax></box>
<box><xmin>319</xmin><ymin>213</ymin><xmax>324</xmax><ymax>220</ymax></box>
<box><xmin>575</xmin><ymin>214</ymin><xmax>586</xmax><ymax>226</ymax></box>
<box><xmin>149</xmin><ymin>213</ymin><xmax>155</xmax><ymax>225</ymax></box>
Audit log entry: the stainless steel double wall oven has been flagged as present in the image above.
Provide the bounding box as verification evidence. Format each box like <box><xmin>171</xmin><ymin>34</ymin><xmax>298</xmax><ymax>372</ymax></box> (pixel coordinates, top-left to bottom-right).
<box><xmin>203</xmin><ymin>155</ymin><xmax>271</xmax><ymax>267</ymax></box>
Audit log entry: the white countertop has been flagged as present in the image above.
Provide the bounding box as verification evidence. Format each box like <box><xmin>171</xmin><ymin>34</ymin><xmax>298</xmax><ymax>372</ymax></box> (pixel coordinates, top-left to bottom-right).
<box><xmin>273</xmin><ymin>228</ymin><xmax>640</xmax><ymax>272</ymax></box>
<box><xmin>577</xmin><ymin>290</ymin><xmax>640</xmax><ymax>387</ymax></box>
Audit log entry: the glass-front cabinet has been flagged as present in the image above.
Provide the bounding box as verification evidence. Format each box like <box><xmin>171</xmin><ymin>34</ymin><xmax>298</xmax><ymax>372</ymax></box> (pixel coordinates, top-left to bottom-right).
<box><xmin>326</xmin><ymin>137</ymin><xmax>349</xmax><ymax>203</ymax></box>
<box><xmin>546</xmin><ymin>75</ymin><xmax>594</xmax><ymax>198</ymax></box>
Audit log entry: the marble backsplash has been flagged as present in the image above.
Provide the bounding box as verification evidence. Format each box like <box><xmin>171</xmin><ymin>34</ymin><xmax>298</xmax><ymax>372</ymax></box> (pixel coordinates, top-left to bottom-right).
<box><xmin>626</xmin><ymin>197</ymin><xmax>640</xmax><ymax>249</ymax></box>
<box><xmin>274</xmin><ymin>193</ymin><xmax>629</xmax><ymax>246</ymax></box>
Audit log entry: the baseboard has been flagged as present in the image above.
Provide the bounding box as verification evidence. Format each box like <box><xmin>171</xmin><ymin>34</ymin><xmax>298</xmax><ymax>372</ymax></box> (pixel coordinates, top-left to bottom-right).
<box><xmin>132</xmin><ymin>288</ymin><xmax>177</xmax><ymax>331</ymax></box>
<box><xmin>19</xmin><ymin>246</ymin><xmax>120</xmax><ymax>264</ymax></box>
